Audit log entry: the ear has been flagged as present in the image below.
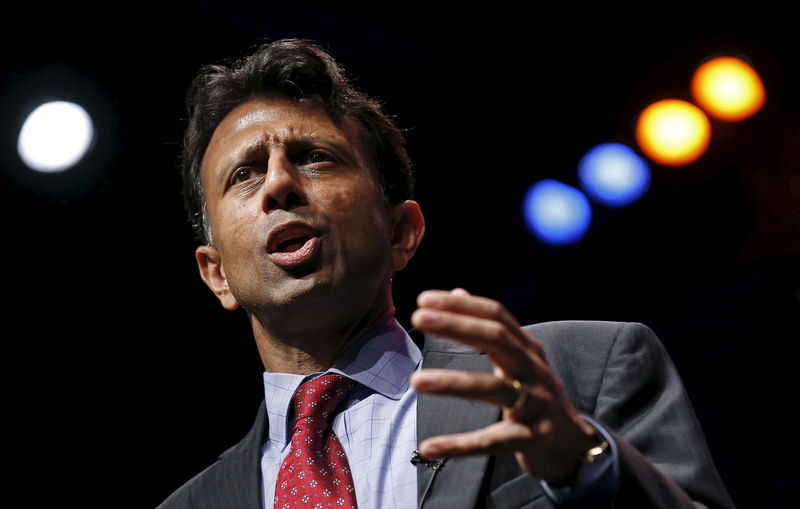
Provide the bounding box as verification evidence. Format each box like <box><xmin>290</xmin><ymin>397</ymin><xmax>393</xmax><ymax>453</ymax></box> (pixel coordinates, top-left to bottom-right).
<box><xmin>390</xmin><ymin>200</ymin><xmax>425</xmax><ymax>272</ymax></box>
<box><xmin>195</xmin><ymin>245</ymin><xmax>240</xmax><ymax>311</ymax></box>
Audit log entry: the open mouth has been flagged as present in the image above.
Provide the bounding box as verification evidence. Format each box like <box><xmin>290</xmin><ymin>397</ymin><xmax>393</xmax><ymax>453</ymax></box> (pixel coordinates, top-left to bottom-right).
<box><xmin>266</xmin><ymin>221</ymin><xmax>318</xmax><ymax>253</ymax></box>
<box><xmin>276</xmin><ymin>234</ymin><xmax>312</xmax><ymax>253</ymax></box>
<box><xmin>266</xmin><ymin>221</ymin><xmax>321</xmax><ymax>267</ymax></box>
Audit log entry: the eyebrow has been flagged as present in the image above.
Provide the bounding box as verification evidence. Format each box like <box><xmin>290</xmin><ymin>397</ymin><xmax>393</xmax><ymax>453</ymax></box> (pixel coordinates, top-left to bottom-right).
<box><xmin>214</xmin><ymin>140</ymin><xmax>268</xmax><ymax>190</ymax></box>
<box><xmin>213</xmin><ymin>134</ymin><xmax>358</xmax><ymax>189</ymax></box>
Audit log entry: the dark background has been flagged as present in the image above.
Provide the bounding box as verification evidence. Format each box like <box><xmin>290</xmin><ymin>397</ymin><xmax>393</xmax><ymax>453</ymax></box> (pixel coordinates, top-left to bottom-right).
<box><xmin>2</xmin><ymin>2</ymin><xmax>798</xmax><ymax>507</ymax></box>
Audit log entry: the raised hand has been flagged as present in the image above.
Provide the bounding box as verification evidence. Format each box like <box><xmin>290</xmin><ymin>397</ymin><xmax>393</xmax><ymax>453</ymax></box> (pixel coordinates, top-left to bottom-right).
<box><xmin>410</xmin><ymin>288</ymin><xmax>601</xmax><ymax>483</ymax></box>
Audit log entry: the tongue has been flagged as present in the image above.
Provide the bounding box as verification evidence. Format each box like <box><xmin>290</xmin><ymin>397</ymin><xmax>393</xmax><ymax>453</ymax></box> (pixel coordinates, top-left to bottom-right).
<box><xmin>279</xmin><ymin>238</ymin><xmax>309</xmax><ymax>253</ymax></box>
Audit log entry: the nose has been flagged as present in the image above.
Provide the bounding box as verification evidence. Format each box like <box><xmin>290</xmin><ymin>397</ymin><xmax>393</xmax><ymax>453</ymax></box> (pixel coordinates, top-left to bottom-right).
<box><xmin>260</xmin><ymin>152</ymin><xmax>307</xmax><ymax>213</ymax></box>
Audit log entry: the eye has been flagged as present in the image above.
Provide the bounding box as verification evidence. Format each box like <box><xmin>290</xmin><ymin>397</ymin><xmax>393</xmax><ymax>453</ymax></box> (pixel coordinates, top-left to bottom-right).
<box><xmin>231</xmin><ymin>166</ymin><xmax>257</xmax><ymax>185</ymax></box>
<box><xmin>303</xmin><ymin>149</ymin><xmax>335</xmax><ymax>165</ymax></box>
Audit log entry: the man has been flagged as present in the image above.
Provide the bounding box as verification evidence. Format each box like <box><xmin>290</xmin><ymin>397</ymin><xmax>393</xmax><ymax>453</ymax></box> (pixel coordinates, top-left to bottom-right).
<box><xmin>159</xmin><ymin>39</ymin><xmax>733</xmax><ymax>508</ymax></box>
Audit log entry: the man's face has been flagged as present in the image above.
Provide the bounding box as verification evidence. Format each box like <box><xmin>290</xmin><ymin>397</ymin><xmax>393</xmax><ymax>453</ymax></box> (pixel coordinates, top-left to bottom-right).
<box><xmin>196</xmin><ymin>97</ymin><xmax>420</xmax><ymax>329</ymax></box>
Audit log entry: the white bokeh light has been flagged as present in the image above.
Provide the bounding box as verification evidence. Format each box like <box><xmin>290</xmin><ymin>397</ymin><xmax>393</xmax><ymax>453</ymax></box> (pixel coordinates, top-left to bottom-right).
<box><xmin>17</xmin><ymin>101</ymin><xmax>94</xmax><ymax>172</ymax></box>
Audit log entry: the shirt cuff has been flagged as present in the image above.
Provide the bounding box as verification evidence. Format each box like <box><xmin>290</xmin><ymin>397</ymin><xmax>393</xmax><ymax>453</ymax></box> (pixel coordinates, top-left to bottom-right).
<box><xmin>539</xmin><ymin>415</ymin><xmax>620</xmax><ymax>505</ymax></box>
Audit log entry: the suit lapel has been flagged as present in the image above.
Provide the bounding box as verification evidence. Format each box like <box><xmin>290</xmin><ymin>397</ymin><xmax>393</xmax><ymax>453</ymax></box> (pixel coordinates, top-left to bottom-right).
<box><xmin>416</xmin><ymin>332</ymin><xmax>500</xmax><ymax>508</ymax></box>
<box><xmin>197</xmin><ymin>331</ymin><xmax>500</xmax><ymax>509</ymax></box>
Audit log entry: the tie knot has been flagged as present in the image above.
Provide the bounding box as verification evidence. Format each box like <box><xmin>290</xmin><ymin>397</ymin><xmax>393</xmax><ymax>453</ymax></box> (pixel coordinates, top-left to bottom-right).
<box><xmin>293</xmin><ymin>373</ymin><xmax>356</xmax><ymax>423</ymax></box>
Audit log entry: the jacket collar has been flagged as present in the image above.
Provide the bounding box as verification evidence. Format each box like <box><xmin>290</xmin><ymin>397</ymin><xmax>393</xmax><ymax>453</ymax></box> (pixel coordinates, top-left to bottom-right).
<box><xmin>204</xmin><ymin>331</ymin><xmax>500</xmax><ymax>509</ymax></box>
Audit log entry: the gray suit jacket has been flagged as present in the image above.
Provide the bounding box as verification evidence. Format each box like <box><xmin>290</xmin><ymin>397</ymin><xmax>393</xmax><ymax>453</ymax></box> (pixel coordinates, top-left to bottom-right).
<box><xmin>158</xmin><ymin>321</ymin><xmax>734</xmax><ymax>508</ymax></box>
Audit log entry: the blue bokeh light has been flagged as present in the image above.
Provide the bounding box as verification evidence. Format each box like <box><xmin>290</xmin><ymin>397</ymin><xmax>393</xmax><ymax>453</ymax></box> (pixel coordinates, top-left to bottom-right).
<box><xmin>578</xmin><ymin>143</ymin><xmax>650</xmax><ymax>206</ymax></box>
<box><xmin>523</xmin><ymin>179</ymin><xmax>592</xmax><ymax>245</ymax></box>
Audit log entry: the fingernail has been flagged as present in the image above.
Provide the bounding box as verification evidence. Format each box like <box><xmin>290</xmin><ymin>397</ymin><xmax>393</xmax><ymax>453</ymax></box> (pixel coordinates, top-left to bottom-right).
<box><xmin>412</xmin><ymin>371</ymin><xmax>438</xmax><ymax>389</ymax></box>
<box><xmin>419</xmin><ymin>292</ymin><xmax>443</xmax><ymax>307</ymax></box>
<box><xmin>415</xmin><ymin>309</ymin><xmax>440</xmax><ymax>325</ymax></box>
<box><xmin>422</xmin><ymin>442</ymin><xmax>441</xmax><ymax>456</ymax></box>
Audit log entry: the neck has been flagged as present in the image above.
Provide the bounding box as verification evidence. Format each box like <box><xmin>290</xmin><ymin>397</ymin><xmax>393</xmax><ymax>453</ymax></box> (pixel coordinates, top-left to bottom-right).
<box><xmin>250</xmin><ymin>303</ymin><xmax>394</xmax><ymax>374</ymax></box>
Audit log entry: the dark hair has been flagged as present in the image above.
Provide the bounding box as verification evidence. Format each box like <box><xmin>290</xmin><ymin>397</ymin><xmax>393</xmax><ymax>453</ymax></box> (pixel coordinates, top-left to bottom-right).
<box><xmin>182</xmin><ymin>39</ymin><xmax>414</xmax><ymax>244</ymax></box>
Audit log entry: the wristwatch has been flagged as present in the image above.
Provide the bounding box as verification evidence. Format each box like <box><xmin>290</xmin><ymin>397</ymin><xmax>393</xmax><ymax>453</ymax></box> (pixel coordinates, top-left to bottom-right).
<box><xmin>550</xmin><ymin>433</ymin><xmax>610</xmax><ymax>490</ymax></box>
<box><xmin>583</xmin><ymin>436</ymin><xmax>610</xmax><ymax>464</ymax></box>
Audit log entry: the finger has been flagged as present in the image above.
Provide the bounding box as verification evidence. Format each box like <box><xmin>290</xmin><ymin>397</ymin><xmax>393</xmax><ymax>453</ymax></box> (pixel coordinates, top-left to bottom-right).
<box><xmin>417</xmin><ymin>290</ymin><xmax>544</xmax><ymax>357</ymax></box>
<box><xmin>410</xmin><ymin>369</ymin><xmax>518</xmax><ymax>408</ymax></box>
<box><xmin>419</xmin><ymin>420</ymin><xmax>533</xmax><ymax>458</ymax></box>
<box><xmin>417</xmin><ymin>290</ymin><xmax>518</xmax><ymax>328</ymax></box>
<box><xmin>411</xmin><ymin>369</ymin><xmax>558</xmax><ymax>425</ymax></box>
<box><xmin>411</xmin><ymin>308</ymin><xmax>535</xmax><ymax>376</ymax></box>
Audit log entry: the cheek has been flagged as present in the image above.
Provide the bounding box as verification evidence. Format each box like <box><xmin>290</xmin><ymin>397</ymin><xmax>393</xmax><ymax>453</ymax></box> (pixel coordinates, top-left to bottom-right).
<box><xmin>318</xmin><ymin>177</ymin><xmax>385</xmax><ymax>212</ymax></box>
<box><xmin>213</xmin><ymin>204</ymin><xmax>261</xmax><ymax>264</ymax></box>
<box><xmin>336</xmin><ymin>184</ymin><xmax>383</xmax><ymax>222</ymax></box>
<box><xmin>330</xmin><ymin>189</ymin><xmax>393</xmax><ymax>254</ymax></box>
<box><xmin>313</xmin><ymin>183</ymin><xmax>359</xmax><ymax>225</ymax></box>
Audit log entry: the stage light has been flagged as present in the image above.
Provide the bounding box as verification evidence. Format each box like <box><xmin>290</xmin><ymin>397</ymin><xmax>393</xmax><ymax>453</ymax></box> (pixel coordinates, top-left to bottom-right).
<box><xmin>578</xmin><ymin>143</ymin><xmax>650</xmax><ymax>206</ymax></box>
<box><xmin>523</xmin><ymin>179</ymin><xmax>592</xmax><ymax>245</ymax></box>
<box><xmin>635</xmin><ymin>99</ymin><xmax>711</xmax><ymax>166</ymax></box>
<box><xmin>691</xmin><ymin>56</ymin><xmax>765</xmax><ymax>121</ymax></box>
<box><xmin>17</xmin><ymin>101</ymin><xmax>94</xmax><ymax>173</ymax></box>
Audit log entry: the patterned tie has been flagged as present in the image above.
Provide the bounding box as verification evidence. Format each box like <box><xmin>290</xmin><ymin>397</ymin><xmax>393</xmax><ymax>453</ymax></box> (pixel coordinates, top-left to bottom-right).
<box><xmin>274</xmin><ymin>373</ymin><xmax>358</xmax><ymax>509</ymax></box>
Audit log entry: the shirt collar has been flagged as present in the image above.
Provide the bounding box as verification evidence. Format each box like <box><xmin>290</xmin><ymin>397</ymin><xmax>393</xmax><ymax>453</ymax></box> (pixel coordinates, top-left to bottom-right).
<box><xmin>261</xmin><ymin>317</ymin><xmax>422</xmax><ymax>447</ymax></box>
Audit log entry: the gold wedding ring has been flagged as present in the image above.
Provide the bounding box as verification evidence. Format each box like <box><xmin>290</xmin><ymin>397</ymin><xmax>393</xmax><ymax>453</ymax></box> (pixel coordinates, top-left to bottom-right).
<box><xmin>509</xmin><ymin>378</ymin><xmax>526</xmax><ymax>410</ymax></box>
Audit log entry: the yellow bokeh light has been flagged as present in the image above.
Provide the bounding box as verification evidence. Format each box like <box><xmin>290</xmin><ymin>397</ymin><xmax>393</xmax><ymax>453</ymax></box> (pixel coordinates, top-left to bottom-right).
<box><xmin>691</xmin><ymin>56</ymin><xmax>765</xmax><ymax>121</ymax></box>
<box><xmin>635</xmin><ymin>99</ymin><xmax>711</xmax><ymax>167</ymax></box>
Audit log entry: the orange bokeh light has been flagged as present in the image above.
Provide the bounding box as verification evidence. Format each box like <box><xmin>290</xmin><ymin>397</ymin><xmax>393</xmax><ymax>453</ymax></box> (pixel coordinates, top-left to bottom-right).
<box><xmin>691</xmin><ymin>56</ymin><xmax>765</xmax><ymax>122</ymax></box>
<box><xmin>635</xmin><ymin>99</ymin><xmax>711</xmax><ymax>167</ymax></box>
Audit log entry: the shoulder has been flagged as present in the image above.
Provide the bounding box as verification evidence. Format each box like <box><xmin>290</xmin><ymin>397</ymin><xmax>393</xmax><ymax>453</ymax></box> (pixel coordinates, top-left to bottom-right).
<box><xmin>156</xmin><ymin>402</ymin><xmax>267</xmax><ymax>509</ymax></box>
<box><xmin>520</xmin><ymin>321</ymin><xmax>669</xmax><ymax>413</ymax></box>
<box><xmin>523</xmin><ymin>320</ymin><xmax>663</xmax><ymax>363</ymax></box>
<box><xmin>157</xmin><ymin>445</ymin><xmax>251</xmax><ymax>509</ymax></box>
<box><xmin>523</xmin><ymin>319</ymin><xmax>656</xmax><ymax>346</ymax></box>
<box><xmin>156</xmin><ymin>461</ymin><xmax>219</xmax><ymax>509</ymax></box>
<box><xmin>523</xmin><ymin>320</ymin><xmax>664</xmax><ymax>362</ymax></box>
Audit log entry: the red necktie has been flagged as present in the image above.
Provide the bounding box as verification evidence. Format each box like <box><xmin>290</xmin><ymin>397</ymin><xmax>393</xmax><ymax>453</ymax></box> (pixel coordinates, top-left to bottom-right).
<box><xmin>274</xmin><ymin>373</ymin><xmax>358</xmax><ymax>509</ymax></box>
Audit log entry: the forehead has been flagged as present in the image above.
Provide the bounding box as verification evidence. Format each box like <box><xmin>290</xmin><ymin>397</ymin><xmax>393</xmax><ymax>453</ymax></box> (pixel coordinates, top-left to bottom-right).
<box><xmin>200</xmin><ymin>97</ymin><xmax>371</xmax><ymax>187</ymax></box>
